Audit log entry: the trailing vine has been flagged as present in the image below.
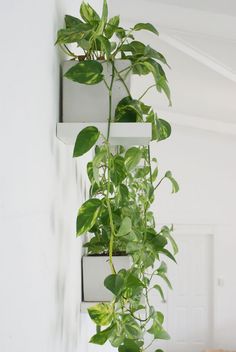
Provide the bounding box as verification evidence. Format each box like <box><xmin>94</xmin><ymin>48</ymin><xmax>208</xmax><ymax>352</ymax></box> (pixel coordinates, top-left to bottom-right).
<box><xmin>56</xmin><ymin>1</ymin><xmax>179</xmax><ymax>351</ymax></box>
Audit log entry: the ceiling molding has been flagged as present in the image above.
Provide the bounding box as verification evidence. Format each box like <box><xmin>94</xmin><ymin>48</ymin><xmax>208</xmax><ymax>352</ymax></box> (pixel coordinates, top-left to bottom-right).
<box><xmin>156</xmin><ymin>109</ymin><xmax>236</xmax><ymax>136</ymax></box>
<box><xmin>160</xmin><ymin>33</ymin><xmax>236</xmax><ymax>81</ymax></box>
<box><xmin>110</xmin><ymin>1</ymin><xmax>236</xmax><ymax>41</ymax></box>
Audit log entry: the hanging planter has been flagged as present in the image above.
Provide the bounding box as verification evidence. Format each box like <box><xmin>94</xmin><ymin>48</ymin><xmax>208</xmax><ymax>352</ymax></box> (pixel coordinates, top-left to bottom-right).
<box><xmin>82</xmin><ymin>255</ymin><xmax>131</xmax><ymax>301</ymax></box>
<box><xmin>62</xmin><ymin>59</ymin><xmax>131</xmax><ymax>123</ymax></box>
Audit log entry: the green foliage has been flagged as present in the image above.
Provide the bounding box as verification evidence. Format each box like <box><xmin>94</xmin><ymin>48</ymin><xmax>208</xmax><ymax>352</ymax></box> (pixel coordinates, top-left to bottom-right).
<box><xmin>65</xmin><ymin>60</ymin><xmax>104</xmax><ymax>84</ymax></box>
<box><xmin>56</xmin><ymin>1</ymin><xmax>180</xmax><ymax>351</ymax></box>
<box><xmin>88</xmin><ymin>302</ymin><xmax>114</xmax><ymax>326</ymax></box>
<box><xmin>76</xmin><ymin>198</ymin><xmax>101</xmax><ymax>236</ymax></box>
<box><xmin>73</xmin><ymin>126</ymin><xmax>100</xmax><ymax>157</ymax></box>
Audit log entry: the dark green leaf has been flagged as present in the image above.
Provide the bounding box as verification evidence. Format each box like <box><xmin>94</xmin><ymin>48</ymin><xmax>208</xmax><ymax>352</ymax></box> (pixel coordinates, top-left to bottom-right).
<box><xmin>104</xmin><ymin>274</ymin><xmax>124</xmax><ymax>295</ymax></box>
<box><xmin>126</xmin><ymin>273</ymin><xmax>144</xmax><ymax>289</ymax></box>
<box><xmin>124</xmin><ymin>147</ymin><xmax>142</xmax><ymax>171</ymax></box>
<box><xmin>105</xmin><ymin>16</ymin><xmax>120</xmax><ymax>38</ymax></box>
<box><xmin>115</xmin><ymin>96</ymin><xmax>143</xmax><ymax>122</ymax></box>
<box><xmin>159</xmin><ymin>248</ymin><xmax>177</xmax><ymax>263</ymax></box>
<box><xmin>73</xmin><ymin>126</ymin><xmax>100</xmax><ymax>157</ymax></box>
<box><xmin>144</xmin><ymin>45</ymin><xmax>170</xmax><ymax>67</ymax></box>
<box><xmin>97</xmin><ymin>35</ymin><xmax>111</xmax><ymax>57</ymax></box>
<box><xmin>119</xmin><ymin>338</ymin><xmax>140</xmax><ymax>352</ymax></box>
<box><xmin>111</xmin><ymin>155</ymin><xmax>126</xmax><ymax>185</ymax></box>
<box><xmin>117</xmin><ymin>217</ymin><xmax>132</xmax><ymax>237</ymax></box>
<box><xmin>134</xmin><ymin>22</ymin><xmax>159</xmax><ymax>35</ymax></box>
<box><xmin>76</xmin><ymin>198</ymin><xmax>101</xmax><ymax>236</ymax></box>
<box><xmin>90</xmin><ymin>324</ymin><xmax>115</xmax><ymax>345</ymax></box>
<box><xmin>120</xmin><ymin>41</ymin><xmax>145</xmax><ymax>55</ymax></box>
<box><xmin>65</xmin><ymin>60</ymin><xmax>104</xmax><ymax>85</ymax></box>
<box><xmin>65</xmin><ymin>15</ymin><xmax>84</xmax><ymax>28</ymax></box>
<box><xmin>153</xmin><ymin>284</ymin><xmax>165</xmax><ymax>301</ymax></box>
<box><xmin>165</xmin><ymin>171</ymin><xmax>179</xmax><ymax>193</ymax></box>
<box><xmin>88</xmin><ymin>302</ymin><xmax>113</xmax><ymax>326</ymax></box>
<box><xmin>156</xmin><ymin>118</ymin><xmax>171</xmax><ymax>141</ymax></box>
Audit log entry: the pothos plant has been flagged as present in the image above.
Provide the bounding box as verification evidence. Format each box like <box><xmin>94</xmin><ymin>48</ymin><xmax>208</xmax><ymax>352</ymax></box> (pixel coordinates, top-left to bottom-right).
<box><xmin>56</xmin><ymin>1</ymin><xmax>179</xmax><ymax>351</ymax></box>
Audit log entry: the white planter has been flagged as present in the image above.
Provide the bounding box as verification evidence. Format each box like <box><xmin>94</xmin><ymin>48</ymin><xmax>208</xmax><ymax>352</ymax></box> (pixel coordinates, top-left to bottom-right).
<box><xmin>62</xmin><ymin>60</ymin><xmax>131</xmax><ymax>123</ymax></box>
<box><xmin>82</xmin><ymin>255</ymin><xmax>131</xmax><ymax>302</ymax></box>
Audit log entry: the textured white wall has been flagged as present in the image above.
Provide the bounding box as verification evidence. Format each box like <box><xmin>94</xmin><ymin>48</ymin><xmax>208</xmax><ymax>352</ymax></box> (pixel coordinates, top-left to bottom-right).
<box><xmin>0</xmin><ymin>0</ymin><xmax>93</xmax><ymax>351</ymax></box>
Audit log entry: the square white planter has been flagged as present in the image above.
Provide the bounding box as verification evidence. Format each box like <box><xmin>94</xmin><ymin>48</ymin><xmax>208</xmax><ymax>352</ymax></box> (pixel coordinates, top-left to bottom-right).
<box><xmin>62</xmin><ymin>60</ymin><xmax>131</xmax><ymax>123</ymax></box>
<box><xmin>82</xmin><ymin>255</ymin><xmax>131</xmax><ymax>302</ymax></box>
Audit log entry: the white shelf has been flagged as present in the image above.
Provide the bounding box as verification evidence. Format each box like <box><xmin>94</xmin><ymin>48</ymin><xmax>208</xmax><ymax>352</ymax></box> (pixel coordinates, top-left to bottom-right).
<box><xmin>56</xmin><ymin>122</ymin><xmax>152</xmax><ymax>146</ymax></box>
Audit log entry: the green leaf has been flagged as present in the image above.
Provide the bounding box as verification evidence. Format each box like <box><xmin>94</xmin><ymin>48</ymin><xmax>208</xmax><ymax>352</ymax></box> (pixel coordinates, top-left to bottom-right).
<box><xmin>73</xmin><ymin>126</ymin><xmax>100</xmax><ymax>157</ymax></box>
<box><xmin>126</xmin><ymin>273</ymin><xmax>144</xmax><ymax>289</ymax></box>
<box><xmin>80</xmin><ymin>1</ymin><xmax>100</xmax><ymax>24</ymax></box>
<box><xmin>111</xmin><ymin>155</ymin><xmax>126</xmax><ymax>186</ymax></box>
<box><xmin>115</xmin><ymin>96</ymin><xmax>143</xmax><ymax>122</ymax></box>
<box><xmin>157</xmin><ymin>261</ymin><xmax>167</xmax><ymax>274</ymax></box>
<box><xmin>104</xmin><ymin>274</ymin><xmax>124</xmax><ymax>296</ymax></box>
<box><xmin>101</xmin><ymin>0</ymin><xmax>108</xmax><ymax>23</ymax></box>
<box><xmin>92</xmin><ymin>146</ymin><xmax>107</xmax><ymax>184</ymax></box>
<box><xmin>64</xmin><ymin>15</ymin><xmax>84</xmax><ymax>28</ymax></box>
<box><xmin>76</xmin><ymin>198</ymin><xmax>101</xmax><ymax>236</ymax></box>
<box><xmin>147</xmin><ymin>312</ymin><xmax>170</xmax><ymax>340</ymax></box>
<box><xmin>156</xmin><ymin>118</ymin><xmax>171</xmax><ymax>141</ymax></box>
<box><xmin>144</xmin><ymin>46</ymin><xmax>170</xmax><ymax>67</ymax></box>
<box><xmin>88</xmin><ymin>303</ymin><xmax>113</xmax><ymax>326</ymax></box>
<box><xmin>119</xmin><ymin>338</ymin><xmax>140</xmax><ymax>352</ymax></box>
<box><xmin>161</xmin><ymin>226</ymin><xmax>178</xmax><ymax>255</ymax></box>
<box><xmin>134</xmin><ymin>22</ymin><xmax>159</xmax><ymax>35</ymax></box>
<box><xmin>159</xmin><ymin>248</ymin><xmax>177</xmax><ymax>263</ymax></box>
<box><xmin>117</xmin><ymin>217</ymin><xmax>132</xmax><ymax>237</ymax></box>
<box><xmin>105</xmin><ymin>16</ymin><xmax>120</xmax><ymax>38</ymax></box>
<box><xmin>153</xmin><ymin>284</ymin><xmax>165</xmax><ymax>301</ymax></box>
<box><xmin>90</xmin><ymin>324</ymin><xmax>115</xmax><ymax>345</ymax></box>
<box><xmin>158</xmin><ymin>273</ymin><xmax>173</xmax><ymax>289</ymax></box>
<box><xmin>56</xmin><ymin>23</ymin><xmax>91</xmax><ymax>44</ymax></box>
<box><xmin>157</xmin><ymin>76</ymin><xmax>172</xmax><ymax>106</ymax></box>
<box><xmin>65</xmin><ymin>60</ymin><xmax>104</xmax><ymax>85</ymax></box>
<box><xmin>165</xmin><ymin>171</ymin><xmax>179</xmax><ymax>193</ymax></box>
<box><xmin>122</xmin><ymin>316</ymin><xmax>142</xmax><ymax>339</ymax></box>
<box><xmin>97</xmin><ymin>35</ymin><xmax>111</xmax><ymax>57</ymax></box>
<box><xmin>124</xmin><ymin>147</ymin><xmax>142</xmax><ymax>171</ymax></box>
<box><xmin>120</xmin><ymin>40</ymin><xmax>145</xmax><ymax>55</ymax></box>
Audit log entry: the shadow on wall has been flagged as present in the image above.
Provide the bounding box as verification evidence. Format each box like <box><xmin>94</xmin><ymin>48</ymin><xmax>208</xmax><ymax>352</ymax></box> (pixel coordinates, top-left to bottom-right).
<box><xmin>52</xmin><ymin>142</ymin><xmax>90</xmax><ymax>352</ymax></box>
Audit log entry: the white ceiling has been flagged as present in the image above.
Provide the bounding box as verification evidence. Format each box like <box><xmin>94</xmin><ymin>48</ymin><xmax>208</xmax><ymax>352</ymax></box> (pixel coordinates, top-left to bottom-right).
<box><xmin>148</xmin><ymin>0</ymin><xmax>236</xmax><ymax>16</ymax></box>
<box><xmin>109</xmin><ymin>0</ymin><xmax>236</xmax><ymax>131</ymax></box>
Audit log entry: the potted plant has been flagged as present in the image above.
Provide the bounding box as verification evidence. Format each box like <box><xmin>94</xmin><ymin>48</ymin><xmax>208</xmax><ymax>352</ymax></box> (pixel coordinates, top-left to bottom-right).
<box><xmin>56</xmin><ymin>1</ymin><xmax>179</xmax><ymax>351</ymax></box>
<box><xmin>56</xmin><ymin>0</ymin><xmax>171</xmax><ymax>124</ymax></box>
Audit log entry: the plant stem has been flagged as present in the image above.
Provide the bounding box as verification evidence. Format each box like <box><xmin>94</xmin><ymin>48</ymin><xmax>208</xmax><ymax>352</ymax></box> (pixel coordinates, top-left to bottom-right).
<box><xmin>106</xmin><ymin>60</ymin><xmax>116</xmax><ymax>274</ymax></box>
<box><xmin>107</xmin><ymin>61</ymin><xmax>115</xmax><ymax>140</ymax></box>
<box><xmin>154</xmin><ymin>175</ymin><xmax>166</xmax><ymax>190</ymax></box>
<box><xmin>138</xmin><ymin>84</ymin><xmax>156</xmax><ymax>101</ymax></box>
<box><xmin>114</xmin><ymin>65</ymin><xmax>131</xmax><ymax>98</ymax></box>
<box><xmin>148</xmin><ymin>145</ymin><xmax>153</xmax><ymax>185</ymax></box>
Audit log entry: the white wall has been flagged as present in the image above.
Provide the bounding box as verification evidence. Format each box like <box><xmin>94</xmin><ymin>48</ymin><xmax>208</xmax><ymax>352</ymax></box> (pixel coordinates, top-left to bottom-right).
<box><xmin>150</xmin><ymin>125</ymin><xmax>236</xmax><ymax>349</ymax></box>
<box><xmin>0</xmin><ymin>0</ymin><xmax>95</xmax><ymax>351</ymax></box>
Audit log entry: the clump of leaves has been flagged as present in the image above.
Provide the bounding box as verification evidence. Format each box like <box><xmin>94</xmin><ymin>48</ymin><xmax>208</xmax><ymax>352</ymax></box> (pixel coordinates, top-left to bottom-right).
<box><xmin>56</xmin><ymin>1</ymin><xmax>179</xmax><ymax>351</ymax></box>
<box><xmin>56</xmin><ymin>0</ymin><xmax>172</xmax><ymax>106</ymax></box>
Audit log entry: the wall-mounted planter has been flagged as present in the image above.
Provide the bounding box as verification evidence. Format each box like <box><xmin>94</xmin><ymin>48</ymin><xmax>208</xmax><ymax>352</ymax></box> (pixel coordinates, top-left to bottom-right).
<box><xmin>62</xmin><ymin>60</ymin><xmax>131</xmax><ymax>123</ymax></box>
<box><xmin>82</xmin><ymin>255</ymin><xmax>131</xmax><ymax>302</ymax></box>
